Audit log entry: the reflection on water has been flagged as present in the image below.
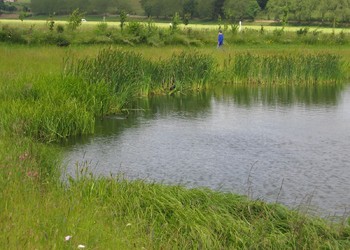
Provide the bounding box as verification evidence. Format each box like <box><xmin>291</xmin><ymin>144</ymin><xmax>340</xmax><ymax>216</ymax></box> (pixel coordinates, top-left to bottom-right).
<box><xmin>63</xmin><ymin>84</ymin><xmax>350</xmax><ymax>217</ymax></box>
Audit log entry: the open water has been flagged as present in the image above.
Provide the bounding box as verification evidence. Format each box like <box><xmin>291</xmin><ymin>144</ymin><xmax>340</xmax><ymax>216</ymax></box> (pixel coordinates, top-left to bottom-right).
<box><xmin>63</xmin><ymin>84</ymin><xmax>350</xmax><ymax>217</ymax></box>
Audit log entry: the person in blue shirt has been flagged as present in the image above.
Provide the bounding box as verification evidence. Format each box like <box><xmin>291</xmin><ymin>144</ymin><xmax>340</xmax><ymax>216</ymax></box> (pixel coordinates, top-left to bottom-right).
<box><xmin>217</xmin><ymin>30</ymin><xmax>224</xmax><ymax>48</ymax></box>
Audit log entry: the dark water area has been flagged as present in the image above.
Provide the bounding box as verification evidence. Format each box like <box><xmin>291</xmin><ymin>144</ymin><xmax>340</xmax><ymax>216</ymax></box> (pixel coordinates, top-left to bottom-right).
<box><xmin>62</xmin><ymin>84</ymin><xmax>350</xmax><ymax>217</ymax></box>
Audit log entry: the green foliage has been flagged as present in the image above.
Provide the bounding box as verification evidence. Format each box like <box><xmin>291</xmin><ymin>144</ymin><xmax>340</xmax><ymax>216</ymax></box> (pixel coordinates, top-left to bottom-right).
<box><xmin>228</xmin><ymin>53</ymin><xmax>344</xmax><ymax>84</ymax></box>
<box><xmin>267</xmin><ymin>0</ymin><xmax>350</xmax><ymax>25</ymax></box>
<box><xmin>0</xmin><ymin>24</ymin><xmax>26</xmax><ymax>44</ymax></box>
<box><xmin>257</xmin><ymin>0</ymin><xmax>269</xmax><ymax>10</ymax></box>
<box><xmin>47</xmin><ymin>15</ymin><xmax>55</xmax><ymax>31</ymax></box>
<box><xmin>67</xmin><ymin>8</ymin><xmax>85</xmax><ymax>31</ymax></box>
<box><xmin>65</xmin><ymin>48</ymin><xmax>214</xmax><ymax>96</ymax></box>
<box><xmin>119</xmin><ymin>9</ymin><xmax>127</xmax><ymax>31</ymax></box>
<box><xmin>183</xmin><ymin>12</ymin><xmax>191</xmax><ymax>26</ymax></box>
<box><xmin>296</xmin><ymin>27</ymin><xmax>309</xmax><ymax>36</ymax></box>
<box><xmin>217</xmin><ymin>14</ymin><xmax>222</xmax><ymax>30</ymax></box>
<box><xmin>19</xmin><ymin>12</ymin><xmax>25</xmax><ymax>22</ymax></box>
<box><xmin>171</xmin><ymin>12</ymin><xmax>181</xmax><ymax>31</ymax></box>
<box><xmin>224</xmin><ymin>0</ymin><xmax>260</xmax><ymax>21</ymax></box>
<box><xmin>183</xmin><ymin>0</ymin><xmax>196</xmax><ymax>17</ymax></box>
<box><xmin>96</xmin><ymin>22</ymin><xmax>108</xmax><ymax>34</ymax></box>
<box><xmin>0</xmin><ymin>76</ymin><xmax>118</xmax><ymax>141</ymax></box>
<box><xmin>56</xmin><ymin>24</ymin><xmax>64</xmax><ymax>33</ymax></box>
<box><xmin>1</xmin><ymin>21</ymin><xmax>350</xmax><ymax>47</ymax></box>
<box><xmin>126</xmin><ymin>21</ymin><xmax>147</xmax><ymax>40</ymax></box>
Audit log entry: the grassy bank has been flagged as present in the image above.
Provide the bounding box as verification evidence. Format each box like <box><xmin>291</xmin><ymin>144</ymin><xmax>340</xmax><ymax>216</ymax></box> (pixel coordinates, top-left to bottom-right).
<box><xmin>1</xmin><ymin>137</ymin><xmax>350</xmax><ymax>249</ymax></box>
<box><xmin>1</xmin><ymin>19</ymin><xmax>350</xmax><ymax>47</ymax></box>
<box><xmin>1</xmin><ymin>44</ymin><xmax>350</xmax><ymax>248</ymax></box>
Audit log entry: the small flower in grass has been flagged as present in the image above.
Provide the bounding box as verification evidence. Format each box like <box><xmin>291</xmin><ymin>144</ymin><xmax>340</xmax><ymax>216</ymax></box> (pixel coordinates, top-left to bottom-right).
<box><xmin>65</xmin><ymin>235</ymin><xmax>72</xmax><ymax>241</ymax></box>
<box><xmin>78</xmin><ymin>245</ymin><xmax>86</xmax><ymax>249</ymax></box>
<box><xmin>27</xmin><ymin>170</ymin><xmax>39</xmax><ymax>179</ymax></box>
<box><xmin>19</xmin><ymin>152</ymin><xmax>29</xmax><ymax>161</ymax></box>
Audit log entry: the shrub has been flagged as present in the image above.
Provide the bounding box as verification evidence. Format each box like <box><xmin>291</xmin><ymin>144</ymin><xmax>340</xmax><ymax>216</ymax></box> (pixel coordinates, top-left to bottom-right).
<box><xmin>67</xmin><ymin>8</ymin><xmax>85</xmax><ymax>31</ymax></box>
<box><xmin>296</xmin><ymin>27</ymin><xmax>309</xmax><ymax>36</ymax></box>
<box><xmin>0</xmin><ymin>25</ymin><xmax>26</xmax><ymax>44</ymax></box>
<box><xmin>56</xmin><ymin>24</ymin><xmax>64</xmax><ymax>33</ymax></box>
<box><xmin>56</xmin><ymin>36</ymin><xmax>70</xmax><ymax>46</ymax></box>
<box><xmin>96</xmin><ymin>22</ymin><xmax>108</xmax><ymax>34</ymax></box>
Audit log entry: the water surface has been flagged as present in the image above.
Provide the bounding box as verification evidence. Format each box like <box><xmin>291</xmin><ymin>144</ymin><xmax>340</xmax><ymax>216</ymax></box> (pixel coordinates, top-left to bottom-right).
<box><xmin>63</xmin><ymin>84</ymin><xmax>350</xmax><ymax>217</ymax></box>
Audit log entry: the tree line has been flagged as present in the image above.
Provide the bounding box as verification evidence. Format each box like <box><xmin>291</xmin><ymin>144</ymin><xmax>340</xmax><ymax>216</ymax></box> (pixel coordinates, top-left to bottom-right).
<box><xmin>27</xmin><ymin>0</ymin><xmax>350</xmax><ymax>24</ymax></box>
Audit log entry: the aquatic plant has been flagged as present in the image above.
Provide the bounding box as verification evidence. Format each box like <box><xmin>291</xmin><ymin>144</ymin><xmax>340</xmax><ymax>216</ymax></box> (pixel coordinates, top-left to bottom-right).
<box><xmin>229</xmin><ymin>53</ymin><xmax>345</xmax><ymax>84</ymax></box>
<box><xmin>0</xmin><ymin>75</ymin><xmax>119</xmax><ymax>142</ymax></box>
<box><xmin>65</xmin><ymin>48</ymin><xmax>215</xmax><ymax>95</ymax></box>
<box><xmin>149</xmin><ymin>51</ymin><xmax>215</xmax><ymax>92</ymax></box>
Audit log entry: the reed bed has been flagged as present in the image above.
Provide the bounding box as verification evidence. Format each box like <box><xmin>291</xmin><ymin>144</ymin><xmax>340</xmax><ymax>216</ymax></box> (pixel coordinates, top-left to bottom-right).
<box><xmin>65</xmin><ymin>48</ymin><xmax>215</xmax><ymax>95</ymax></box>
<box><xmin>0</xmin><ymin>75</ymin><xmax>119</xmax><ymax>142</ymax></box>
<box><xmin>148</xmin><ymin>51</ymin><xmax>215</xmax><ymax>92</ymax></box>
<box><xmin>228</xmin><ymin>53</ymin><xmax>345</xmax><ymax>84</ymax></box>
<box><xmin>1</xmin><ymin>48</ymin><xmax>346</xmax><ymax>143</ymax></box>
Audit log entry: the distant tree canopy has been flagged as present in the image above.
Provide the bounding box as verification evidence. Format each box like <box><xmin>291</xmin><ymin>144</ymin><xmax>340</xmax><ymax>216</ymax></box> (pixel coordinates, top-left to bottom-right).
<box><xmin>256</xmin><ymin>0</ymin><xmax>269</xmax><ymax>10</ymax></box>
<box><xmin>30</xmin><ymin>0</ymin><xmax>350</xmax><ymax>24</ymax></box>
<box><xmin>267</xmin><ymin>0</ymin><xmax>350</xmax><ymax>24</ymax></box>
<box><xmin>30</xmin><ymin>0</ymin><xmax>133</xmax><ymax>15</ymax></box>
<box><xmin>224</xmin><ymin>0</ymin><xmax>260</xmax><ymax>21</ymax></box>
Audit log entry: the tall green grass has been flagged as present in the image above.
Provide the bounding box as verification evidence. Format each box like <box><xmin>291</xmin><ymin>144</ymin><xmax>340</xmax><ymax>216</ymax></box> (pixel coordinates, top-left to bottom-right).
<box><xmin>0</xmin><ymin>75</ymin><xmax>120</xmax><ymax>142</ymax></box>
<box><xmin>2</xmin><ymin>49</ymin><xmax>344</xmax><ymax>142</ymax></box>
<box><xmin>226</xmin><ymin>53</ymin><xmax>345</xmax><ymax>84</ymax></box>
<box><xmin>1</xmin><ymin>136</ymin><xmax>349</xmax><ymax>249</ymax></box>
<box><xmin>65</xmin><ymin>48</ymin><xmax>215</xmax><ymax>96</ymax></box>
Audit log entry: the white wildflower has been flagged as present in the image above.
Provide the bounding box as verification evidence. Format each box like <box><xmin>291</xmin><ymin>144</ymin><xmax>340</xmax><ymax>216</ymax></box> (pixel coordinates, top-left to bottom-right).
<box><xmin>65</xmin><ymin>235</ymin><xmax>72</xmax><ymax>241</ymax></box>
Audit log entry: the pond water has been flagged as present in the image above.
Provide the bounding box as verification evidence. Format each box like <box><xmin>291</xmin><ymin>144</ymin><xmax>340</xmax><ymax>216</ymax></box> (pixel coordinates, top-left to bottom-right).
<box><xmin>63</xmin><ymin>84</ymin><xmax>350</xmax><ymax>217</ymax></box>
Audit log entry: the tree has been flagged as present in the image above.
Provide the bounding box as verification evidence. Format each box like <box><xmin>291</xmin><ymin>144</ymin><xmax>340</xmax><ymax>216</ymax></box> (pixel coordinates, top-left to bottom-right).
<box><xmin>212</xmin><ymin>0</ymin><xmax>225</xmax><ymax>19</ymax></box>
<box><xmin>67</xmin><ymin>0</ymin><xmax>90</xmax><ymax>13</ymax></box>
<box><xmin>0</xmin><ymin>0</ymin><xmax>4</xmax><ymax>14</ymax></box>
<box><xmin>19</xmin><ymin>12</ymin><xmax>25</xmax><ymax>22</ymax></box>
<box><xmin>292</xmin><ymin>0</ymin><xmax>317</xmax><ymax>22</ymax></box>
<box><xmin>324</xmin><ymin>0</ymin><xmax>350</xmax><ymax>28</ymax></box>
<box><xmin>140</xmin><ymin>0</ymin><xmax>163</xmax><ymax>18</ymax></box>
<box><xmin>171</xmin><ymin>12</ymin><xmax>180</xmax><ymax>31</ymax></box>
<box><xmin>31</xmin><ymin>0</ymin><xmax>69</xmax><ymax>15</ymax></box>
<box><xmin>183</xmin><ymin>12</ymin><xmax>191</xmax><ymax>25</ymax></box>
<box><xmin>67</xmin><ymin>8</ymin><xmax>85</xmax><ymax>31</ymax></box>
<box><xmin>183</xmin><ymin>0</ymin><xmax>196</xmax><ymax>17</ymax></box>
<box><xmin>256</xmin><ymin>0</ymin><xmax>269</xmax><ymax>10</ymax></box>
<box><xmin>89</xmin><ymin>0</ymin><xmax>115</xmax><ymax>15</ymax></box>
<box><xmin>266</xmin><ymin>0</ymin><xmax>294</xmax><ymax>25</ymax></box>
<box><xmin>119</xmin><ymin>9</ymin><xmax>127</xmax><ymax>30</ymax></box>
<box><xmin>224</xmin><ymin>0</ymin><xmax>260</xmax><ymax>21</ymax></box>
<box><xmin>195</xmin><ymin>0</ymin><xmax>215</xmax><ymax>19</ymax></box>
<box><xmin>115</xmin><ymin>0</ymin><xmax>133</xmax><ymax>14</ymax></box>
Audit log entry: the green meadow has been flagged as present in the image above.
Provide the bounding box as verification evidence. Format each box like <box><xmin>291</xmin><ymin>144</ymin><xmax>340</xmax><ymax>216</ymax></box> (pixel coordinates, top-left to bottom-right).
<box><xmin>1</xmin><ymin>18</ymin><xmax>349</xmax><ymax>33</ymax></box>
<box><xmin>1</xmin><ymin>18</ymin><xmax>350</xmax><ymax>48</ymax></box>
<box><xmin>1</xmin><ymin>25</ymin><xmax>350</xmax><ymax>249</ymax></box>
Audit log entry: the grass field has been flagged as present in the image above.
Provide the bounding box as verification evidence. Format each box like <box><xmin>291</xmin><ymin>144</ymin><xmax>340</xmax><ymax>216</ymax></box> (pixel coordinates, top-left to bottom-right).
<box><xmin>1</xmin><ymin>18</ymin><xmax>349</xmax><ymax>34</ymax></box>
